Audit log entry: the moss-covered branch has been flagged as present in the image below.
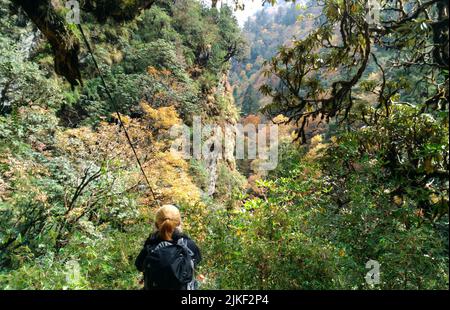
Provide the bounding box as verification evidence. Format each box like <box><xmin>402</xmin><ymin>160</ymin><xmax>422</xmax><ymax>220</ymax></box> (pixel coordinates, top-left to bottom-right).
<box><xmin>12</xmin><ymin>0</ymin><xmax>82</xmax><ymax>87</ymax></box>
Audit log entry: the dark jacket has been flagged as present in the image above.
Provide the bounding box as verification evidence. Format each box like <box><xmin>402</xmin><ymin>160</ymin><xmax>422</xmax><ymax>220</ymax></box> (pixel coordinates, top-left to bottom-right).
<box><xmin>135</xmin><ymin>230</ymin><xmax>202</xmax><ymax>289</ymax></box>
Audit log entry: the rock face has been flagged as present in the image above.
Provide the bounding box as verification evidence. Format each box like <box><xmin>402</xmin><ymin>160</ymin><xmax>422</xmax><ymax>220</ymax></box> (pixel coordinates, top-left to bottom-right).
<box><xmin>203</xmin><ymin>72</ymin><xmax>238</xmax><ymax>197</ymax></box>
<box><xmin>204</xmin><ymin>135</ymin><xmax>219</xmax><ymax>197</ymax></box>
<box><xmin>219</xmin><ymin>72</ymin><xmax>238</xmax><ymax>172</ymax></box>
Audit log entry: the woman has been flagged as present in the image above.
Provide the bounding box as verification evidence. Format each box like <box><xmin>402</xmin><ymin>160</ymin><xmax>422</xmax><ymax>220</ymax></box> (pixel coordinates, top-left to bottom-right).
<box><xmin>135</xmin><ymin>204</ymin><xmax>202</xmax><ymax>290</ymax></box>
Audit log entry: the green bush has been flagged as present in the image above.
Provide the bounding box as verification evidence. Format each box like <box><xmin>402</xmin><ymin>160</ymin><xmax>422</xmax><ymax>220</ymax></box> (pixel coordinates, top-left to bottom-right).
<box><xmin>198</xmin><ymin>138</ymin><xmax>448</xmax><ymax>289</ymax></box>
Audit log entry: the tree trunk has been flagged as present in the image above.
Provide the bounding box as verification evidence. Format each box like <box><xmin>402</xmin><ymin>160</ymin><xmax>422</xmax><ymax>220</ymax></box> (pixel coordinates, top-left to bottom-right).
<box><xmin>12</xmin><ymin>0</ymin><xmax>82</xmax><ymax>87</ymax></box>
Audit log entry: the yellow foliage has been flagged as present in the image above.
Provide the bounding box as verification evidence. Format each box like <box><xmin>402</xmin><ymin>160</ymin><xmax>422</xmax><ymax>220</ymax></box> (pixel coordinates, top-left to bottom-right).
<box><xmin>56</xmin><ymin>101</ymin><xmax>201</xmax><ymax>212</ymax></box>
<box><xmin>429</xmin><ymin>193</ymin><xmax>440</xmax><ymax>204</ymax></box>
<box><xmin>305</xmin><ymin>134</ymin><xmax>328</xmax><ymax>160</ymax></box>
<box><xmin>311</xmin><ymin>134</ymin><xmax>323</xmax><ymax>146</ymax></box>
<box><xmin>111</xmin><ymin>48</ymin><xmax>123</xmax><ymax>63</ymax></box>
<box><xmin>143</xmin><ymin>152</ymin><xmax>201</xmax><ymax>206</ymax></box>
<box><xmin>112</xmin><ymin>113</ymin><xmax>131</xmax><ymax>125</ymax></box>
<box><xmin>55</xmin><ymin>127</ymin><xmax>98</xmax><ymax>158</ymax></box>
<box><xmin>272</xmin><ymin>114</ymin><xmax>289</xmax><ymax>124</ymax></box>
<box><xmin>393</xmin><ymin>195</ymin><xmax>403</xmax><ymax>206</ymax></box>
<box><xmin>140</xmin><ymin>101</ymin><xmax>181</xmax><ymax>130</ymax></box>
<box><xmin>424</xmin><ymin>158</ymin><xmax>434</xmax><ymax>174</ymax></box>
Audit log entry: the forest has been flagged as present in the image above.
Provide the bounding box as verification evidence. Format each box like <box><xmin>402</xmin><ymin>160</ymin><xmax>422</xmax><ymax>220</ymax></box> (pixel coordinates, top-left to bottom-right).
<box><xmin>0</xmin><ymin>0</ymin><xmax>448</xmax><ymax>290</ymax></box>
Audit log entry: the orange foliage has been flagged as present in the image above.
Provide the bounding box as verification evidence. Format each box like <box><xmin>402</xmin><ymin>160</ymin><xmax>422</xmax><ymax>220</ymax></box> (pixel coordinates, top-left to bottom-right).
<box><xmin>242</xmin><ymin>114</ymin><xmax>261</xmax><ymax>128</ymax></box>
<box><xmin>147</xmin><ymin>66</ymin><xmax>172</xmax><ymax>77</ymax></box>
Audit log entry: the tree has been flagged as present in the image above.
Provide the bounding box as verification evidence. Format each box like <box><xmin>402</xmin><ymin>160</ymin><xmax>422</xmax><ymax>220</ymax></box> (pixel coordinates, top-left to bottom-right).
<box><xmin>259</xmin><ymin>0</ymin><xmax>449</xmax><ymax>224</ymax></box>
<box><xmin>241</xmin><ymin>85</ymin><xmax>260</xmax><ymax>115</ymax></box>
<box><xmin>10</xmin><ymin>0</ymin><xmax>157</xmax><ymax>86</ymax></box>
<box><xmin>8</xmin><ymin>0</ymin><xmax>248</xmax><ymax>87</ymax></box>
<box><xmin>216</xmin><ymin>5</ymin><xmax>248</xmax><ymax>64</ymax></box>
<box><xmin>260</xmin><ymin>0</ymin><xmax>448</xmax><ymax>142</ymax></box>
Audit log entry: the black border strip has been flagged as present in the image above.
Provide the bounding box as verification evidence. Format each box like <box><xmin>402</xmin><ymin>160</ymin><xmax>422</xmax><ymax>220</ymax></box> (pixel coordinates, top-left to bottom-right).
<box><xmin>1</xmin><ymin>290</ymin><xmax>449</xmax><ymax>308</ymax></box>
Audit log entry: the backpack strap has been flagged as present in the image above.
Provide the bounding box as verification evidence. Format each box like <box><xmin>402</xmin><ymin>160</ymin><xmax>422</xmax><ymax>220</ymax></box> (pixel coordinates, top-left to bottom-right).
<box><xmin>177</xmin><ymin>238</ymin><xmax>194</xmax><ymax>257</ymax></box>
<box><xmin>150</xmin><ymin>240</ymin><xmax>172</xmax><ymax>252</ymax></box>
<box><xmin>176</xmin><ymin>238</ymin><xmax>198</xmax><ymax>290</ymax></box>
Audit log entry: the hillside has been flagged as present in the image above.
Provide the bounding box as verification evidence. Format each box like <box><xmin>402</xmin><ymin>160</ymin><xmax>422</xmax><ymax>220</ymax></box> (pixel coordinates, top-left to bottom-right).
<box><xmin>230</xmin><ymin>1</ymin><xmax>321</xmax><ymax>116</ymax></box>
<box><xmin>0</xmin><ymin>0</ymin><xmax>448</xmax><ymax>290</ymax></box>
<box><xmin>0</xmin><ymin>0</ymin><xmax>246</xmax><ymax>289</ymax></box>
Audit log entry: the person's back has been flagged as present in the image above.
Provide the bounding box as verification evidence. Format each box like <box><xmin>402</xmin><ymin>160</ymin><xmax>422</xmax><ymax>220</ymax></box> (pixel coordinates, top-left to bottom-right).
<box><xmin>135</xmin><ymin>205</ymin><xmax>201</xmax><ymax>290</ymax></box>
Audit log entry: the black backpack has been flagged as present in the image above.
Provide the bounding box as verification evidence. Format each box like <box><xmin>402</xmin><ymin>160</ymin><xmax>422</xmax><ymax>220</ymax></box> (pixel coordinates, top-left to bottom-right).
<box><xmin>143</xmin><ymin>238</ymin><xmax>197</xmax><ymax>290</ymax></box>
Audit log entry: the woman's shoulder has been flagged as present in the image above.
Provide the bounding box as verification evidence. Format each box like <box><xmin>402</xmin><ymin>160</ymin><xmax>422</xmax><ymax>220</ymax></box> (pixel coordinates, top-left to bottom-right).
<box><xmin>173</xmin><ymin>231</ymin><xmax>201</xmax><ymax>262</ymax></box>
<box><xmin>144</xmin><ymin>231</ymin><xmax>161</xmax><ymax>246</ymax></box>
<box><xmin>145</xmin><ymin>230</ymin><xmax>198</xmax><ymax>247</ymax></box>
<box><xmin>174</xmin><ymin>232</ymin><xmax>199</xmax><ymax>247</ymax></box>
